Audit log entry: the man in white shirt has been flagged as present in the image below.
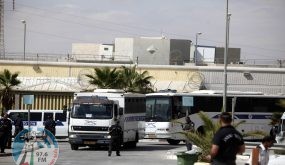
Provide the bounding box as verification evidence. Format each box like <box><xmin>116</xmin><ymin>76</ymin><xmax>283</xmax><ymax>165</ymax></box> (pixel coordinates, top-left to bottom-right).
<box><xmin>256</xmin><ymin>136</ymin><xmax>275</xmax><ymax>165</ymax></box>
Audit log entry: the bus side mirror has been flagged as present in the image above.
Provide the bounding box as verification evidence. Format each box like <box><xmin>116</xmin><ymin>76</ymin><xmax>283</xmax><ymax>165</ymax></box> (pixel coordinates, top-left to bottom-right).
<box><xmin>119</xmin><ymin>108</ymin><xmax>123</xmax><ymax>116</ymax></box>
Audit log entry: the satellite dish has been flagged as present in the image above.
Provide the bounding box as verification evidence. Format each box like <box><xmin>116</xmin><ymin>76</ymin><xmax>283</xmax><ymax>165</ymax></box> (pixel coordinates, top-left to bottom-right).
<box><xmin>77</xmin><ymin>69</ymin><xmax>93</xmax><ymax>89</ymax></box>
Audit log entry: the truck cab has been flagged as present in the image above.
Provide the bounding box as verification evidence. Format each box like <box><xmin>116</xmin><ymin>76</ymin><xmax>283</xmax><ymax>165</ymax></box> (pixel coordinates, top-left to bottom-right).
<box><xmin>68</xmin><ymin>95</ymin><xmax>120</xmax><ymax>150</ymax></box>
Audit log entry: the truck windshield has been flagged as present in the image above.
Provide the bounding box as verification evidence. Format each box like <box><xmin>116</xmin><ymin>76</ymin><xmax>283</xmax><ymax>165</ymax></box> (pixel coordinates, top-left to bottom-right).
<box><xmin>145</xmin><ymin>97</ymin><xmax>171</xmax><ymax>122</ymax></box>
<box><xmin>71</xmin><ymin>104</ymin><xmax>113</xmax><ymax>119</ymax></box>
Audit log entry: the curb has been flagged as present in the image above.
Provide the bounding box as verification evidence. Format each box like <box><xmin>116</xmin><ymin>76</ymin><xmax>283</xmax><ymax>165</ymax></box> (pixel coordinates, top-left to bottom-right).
<box><xmin>0</xmin><ymin>152</ymin><xmax>12</xmax><ymax>157</ymax></box>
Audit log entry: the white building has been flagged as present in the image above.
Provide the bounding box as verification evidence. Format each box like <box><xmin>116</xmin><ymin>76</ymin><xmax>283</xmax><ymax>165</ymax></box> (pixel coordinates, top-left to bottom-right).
<box><xmin>72</xmin><ymin>43</ymin><xmax>114</xmax><ymax>62</ymax></box>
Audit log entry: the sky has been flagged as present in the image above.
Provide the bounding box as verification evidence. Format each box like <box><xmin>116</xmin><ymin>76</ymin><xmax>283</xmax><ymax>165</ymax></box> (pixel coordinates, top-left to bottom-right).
<box><xmin>4</xmin><ymin>0</ymin><xmax>285</xmax><ymax>61</ymax></box>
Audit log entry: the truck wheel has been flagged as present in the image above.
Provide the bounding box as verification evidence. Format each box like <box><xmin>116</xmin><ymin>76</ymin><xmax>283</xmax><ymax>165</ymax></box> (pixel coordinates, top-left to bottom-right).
<box><xmin>167</xmin><ymin>139</ymin><xmax>180</xmax><ymax>145</ymax></box>
<box><xmin>71</xmin><ymin>144</ymin><xmax>79</xmax><ymax>150</ymax></box>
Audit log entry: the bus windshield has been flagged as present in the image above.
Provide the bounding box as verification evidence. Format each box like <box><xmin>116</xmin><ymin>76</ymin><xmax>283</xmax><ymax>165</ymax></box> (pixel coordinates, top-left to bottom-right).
<box><xmin>145</xmin><ymin>97</ymin><xmax>171</xmax><ymax>122</ymax></box>
<box><xmin>71</xmin><ymin>104</ymin><xmax>113</xmax><ymax>119</ymax></box>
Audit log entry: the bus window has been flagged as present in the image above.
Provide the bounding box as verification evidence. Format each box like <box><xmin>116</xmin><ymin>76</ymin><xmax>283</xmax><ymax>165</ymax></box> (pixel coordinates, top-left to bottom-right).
<box><xmin>55</xmin><ymin>113</ymin><xmax>66</xmax><ymax>122</ymax></box>
<box><xmin>9</xmin><ymin>112</ymin><xmax>28</xmax><ymax>121</ymax></box>
<box><xmin>9</xmin><ymin>112</ymin><xmax>18</xmax><ymax>121</ymax></box>
<box><xmin>44</xmin><ymin>112</ymin><xmax>53</xmax><ymax>121</ymax></box>
<box><xmin>30</xmin><ymin>112</ymin><xmax>42</xmax><ymax>121</ymax></box>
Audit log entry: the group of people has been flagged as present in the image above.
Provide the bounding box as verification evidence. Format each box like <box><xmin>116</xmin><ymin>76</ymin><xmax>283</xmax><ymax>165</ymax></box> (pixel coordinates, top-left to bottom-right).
<box><xmin>182</xmin><ymin>112</ymin><xmax>275</xmax><ymax>165</ymax></box>
<box><xmin>0</xmin><ymin>113</ymin><xmax>23</xmax><ymax>153</ymax></box>
<box><xmin>0</xmin><ymin>112</ymin><xmax>56</xmax><ymax>153</ymax></box>
<box><xmin>1</xmin><ymin>110</ymin><xmax>277</xmax><ymax>164</ymax></box>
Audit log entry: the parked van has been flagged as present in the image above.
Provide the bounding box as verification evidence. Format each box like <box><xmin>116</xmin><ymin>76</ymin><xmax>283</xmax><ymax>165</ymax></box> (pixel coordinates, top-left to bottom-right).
<box><xmin>7</xmin><ymin>110</ymin><xmax>69</xmax><ymax>138</ymax></box>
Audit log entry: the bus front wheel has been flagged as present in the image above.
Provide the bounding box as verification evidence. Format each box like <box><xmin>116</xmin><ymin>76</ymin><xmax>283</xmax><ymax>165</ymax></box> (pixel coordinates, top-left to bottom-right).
<box><xmin>167</xmin><ymin>139</ymin><xmax>180</xmax><ymax>145</ymax></box>
<box><xmin>71</xmin><ymin>144</ymin><xmax>79</xmax><ymax>150</ymax></box>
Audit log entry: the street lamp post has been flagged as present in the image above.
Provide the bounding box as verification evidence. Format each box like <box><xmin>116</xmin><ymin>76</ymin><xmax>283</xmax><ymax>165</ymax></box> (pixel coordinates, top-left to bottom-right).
<box><xmin>21</xmin><ymin>20</ymin><xmax>26</xmax><ymax>61</ymax></box>
<box><xmin>223</xmin><ymin>0</ymin><xmax>231</xmax><ymax>112</ymax></box>
<box><xmin>195</xmin><ymin>32</ymin><xmax>202</xmax><ymax>65</ymax></box>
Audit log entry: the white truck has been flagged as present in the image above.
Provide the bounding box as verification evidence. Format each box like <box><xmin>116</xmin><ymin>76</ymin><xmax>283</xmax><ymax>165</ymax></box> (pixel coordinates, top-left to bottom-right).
<box><xmin>68</xmin><ymin>89</ymin><xmax>145</xmax><ymax>150</ymax></box>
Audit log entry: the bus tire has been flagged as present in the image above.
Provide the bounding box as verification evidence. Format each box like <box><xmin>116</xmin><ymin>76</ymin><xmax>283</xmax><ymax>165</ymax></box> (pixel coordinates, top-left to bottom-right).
<box><xmin>167</xmin><ymin>139</ymin><xmax>180</xmax><ymax>145</ymax></box>
<box><xmin>71</xmin><ymin>144</ymin><xmax>79</xmax><ymax>150</ymax></box>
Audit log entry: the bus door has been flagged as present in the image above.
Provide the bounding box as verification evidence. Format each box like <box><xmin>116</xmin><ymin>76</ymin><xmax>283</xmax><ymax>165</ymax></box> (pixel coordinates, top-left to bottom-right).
<box><xmin>30</xmin><ymin>112</ymin><xmax>44</xmax><ymax>136</ymax></box>
<box><xmin>54</xmin><ymin>111</ymin><xmax>68</xmax><ymax>137</ymax></box>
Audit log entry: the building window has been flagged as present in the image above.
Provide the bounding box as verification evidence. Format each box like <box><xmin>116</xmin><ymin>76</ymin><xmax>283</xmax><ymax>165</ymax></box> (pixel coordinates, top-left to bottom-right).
<box><xmin>104</xmin><ymin>48</ymin><xmax>109</xmax><ymax>51</ymax></box>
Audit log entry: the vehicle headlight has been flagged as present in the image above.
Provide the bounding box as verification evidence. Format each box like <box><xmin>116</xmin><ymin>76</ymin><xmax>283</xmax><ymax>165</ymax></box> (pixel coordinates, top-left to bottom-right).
<box><xmin>69</xmin><ymin>134</ymin><xmax>77</xmax><ymax>138</ymax></box>
<box><xmin>105</xmin><ymin>135</ymin><xmax>111</xmax><ymax>139</ymax></box>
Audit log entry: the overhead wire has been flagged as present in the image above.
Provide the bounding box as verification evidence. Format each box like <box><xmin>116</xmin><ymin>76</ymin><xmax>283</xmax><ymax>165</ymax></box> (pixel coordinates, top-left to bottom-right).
<box><xmin>8</xmin><ymin>2</ymin><xmax>285</xmax><ymax>58</ymax></box>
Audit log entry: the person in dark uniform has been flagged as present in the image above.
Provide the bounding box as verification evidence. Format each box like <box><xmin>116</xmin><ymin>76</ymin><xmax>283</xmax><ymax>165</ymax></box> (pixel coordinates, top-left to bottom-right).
<box><xmin>44</xmin><ymin>115</ymin><xmax>56</xmax><ymax>136</ymax></box>
<box><xmin>0</xmin><ymin>113</ymin><xmax>12</xmax><ymax>153</ymax></box>
<box><xmin>108</xmin><ymin>120</ymin><xmax>123</xmax><ymax>156</ymax></box>
<box><xmin>182</xmin><ymin>116</ymin><xmax>195</xmax><ymax>151</ymax></box>
<box><xmin>210</xmin><ymin>112</ymin><xmax>245</xmax><ymax>165</ymax></box>
<box><xmin>14</xmin><ymin>113</ymin><xmax>24</xmax><ymax>137</ymax></box>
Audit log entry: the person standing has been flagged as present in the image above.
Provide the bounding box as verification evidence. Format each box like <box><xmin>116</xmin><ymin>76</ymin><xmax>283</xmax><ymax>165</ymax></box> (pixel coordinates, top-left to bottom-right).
<box><xmin>182</xmin><ymin>116</ymin><xmax>195</xmax><ymax>151</ymax></box>
<box><xmin>210</xmin><ymin>112</ymin><xmax>245</xmax><ymax>165</ymax></box>
<box><xmin>252</xmin><ymin>136</ymin><xmax>275</xmax><ymax>165</ymax></box>
<box><xmin>0</xmin><ymin>113</ymin><xmax>12</xmax><ymax>153</ymax></box>
<box><xmin>14</xmin><ymin>113</ymin><xmax>24</xmax><ymax>137</ymax></box>
<box><xmin>44</xmin><ymin>115</ymin><xmax>56</xmax><ymax>136</ymax></box>
<box><xmin>108</xmin><ymin>120</ymin><xmax>123</xmax><ymax>156</ymax></box>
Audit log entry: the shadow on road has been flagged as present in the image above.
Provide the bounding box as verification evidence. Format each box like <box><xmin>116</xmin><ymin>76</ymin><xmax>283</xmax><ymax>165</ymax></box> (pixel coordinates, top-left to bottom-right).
<box><xmin>77</xmin><ymin>142</ymin><xmax>185</xmax><ymax>152</ymax></box>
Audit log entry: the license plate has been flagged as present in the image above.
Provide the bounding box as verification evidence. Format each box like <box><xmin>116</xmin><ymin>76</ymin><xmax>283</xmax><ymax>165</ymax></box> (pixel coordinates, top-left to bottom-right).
<box><xmin>84</xmin><ymin>141</ymin><xmax>96</xmax><ymax>145</ymax></box>
<box><xmin>148</xmin><ymin>134</ymin><xmax>156</xmax><ymax>138</ymax></box>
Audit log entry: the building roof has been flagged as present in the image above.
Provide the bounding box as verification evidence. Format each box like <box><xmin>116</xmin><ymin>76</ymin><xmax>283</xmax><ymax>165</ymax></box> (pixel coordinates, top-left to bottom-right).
<box><xmin>16</xmin><ymin>77</ymin><xmax>82</xmax><ymax>92</ymax></box>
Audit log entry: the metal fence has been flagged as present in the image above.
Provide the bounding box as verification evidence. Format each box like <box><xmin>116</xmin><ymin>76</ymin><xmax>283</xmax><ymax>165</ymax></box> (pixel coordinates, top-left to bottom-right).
<box><xmin>1</xmin><ymin>52</ymin><xmax>284</xmax><ymax>67</ymax></box>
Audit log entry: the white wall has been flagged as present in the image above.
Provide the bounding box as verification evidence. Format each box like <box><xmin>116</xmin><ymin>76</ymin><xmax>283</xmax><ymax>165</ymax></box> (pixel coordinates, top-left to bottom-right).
<box><xmin>114</xmin><ymin>38</ymin><xmax>134</xmax><ymax>61</ymax></box>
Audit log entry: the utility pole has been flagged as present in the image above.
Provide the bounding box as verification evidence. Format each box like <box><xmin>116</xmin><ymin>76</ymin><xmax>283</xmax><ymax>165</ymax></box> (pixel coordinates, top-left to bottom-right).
<box><xmin>223</xmin><ymin>0</ymin><xmax>230</xmax><ymax>112</ymax></box>
<box><xmin>0</xmin><ymin>0</ymin><xmax>5</xmax><ymax>59</ymax></box>
<box><xmin>13</xmin><ymin>0</ymin><xmax>15</xmax><ymax>10</ymax></box>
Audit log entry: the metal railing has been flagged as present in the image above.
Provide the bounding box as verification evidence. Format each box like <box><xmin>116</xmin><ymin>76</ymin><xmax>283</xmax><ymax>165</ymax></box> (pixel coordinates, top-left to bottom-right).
<box><xmin>1</xmin><ymin>52</ymin><xmax>284</xmax><ymax>68</ymax></box>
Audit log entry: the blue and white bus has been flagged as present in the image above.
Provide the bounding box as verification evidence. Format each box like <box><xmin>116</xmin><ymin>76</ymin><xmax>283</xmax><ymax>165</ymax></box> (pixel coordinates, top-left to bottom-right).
<box><xmin>7</xmin><ymin>109</ymin><xmax>69</xmax><ymax>138</ymax></box>
<box><xmin>144</xmin><ymin>90</ymin><xmax>285</xmax><ymax>145</ymax></box>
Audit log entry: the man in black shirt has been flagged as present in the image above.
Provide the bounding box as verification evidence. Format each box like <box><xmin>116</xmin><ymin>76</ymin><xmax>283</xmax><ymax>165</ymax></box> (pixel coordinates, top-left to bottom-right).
<box><xmin>44</xmin><ymin>115</ymin><xmax>56</xmax><ymax>136</ymax></box>
<box><xmin>108</xmin><ymin>120</ymin><xmax>123</xmax><ymax>156</ymax></box>
<box><xmin>182</xmin><ymin>116</ymin><xmax>195</xmax><ymax>151</ymax></box>
<box><xmin>14</xmin><ymin>113</ymin><xmax>24</xmax><ymax>137</ymax></box>
<box><xmin>210</xmin><ymin>112</ymin><xmax>245</xmax><ymax>165</ymax></box>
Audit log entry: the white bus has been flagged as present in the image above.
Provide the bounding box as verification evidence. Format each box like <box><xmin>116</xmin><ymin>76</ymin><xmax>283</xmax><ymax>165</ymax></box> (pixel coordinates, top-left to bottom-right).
<box><xmin>68</xmin><ymin>89</ymin><xmax>145</xmax><ymax>150</ymax></box>
<box><xmin>7</xmin><ymin>109</ymin><xmax>69</xmax><ymax>138</ymax></box>
<box><xmin>144</xmin><ymin>90</ymin><xmax>285</xmax><ymax>145</ymax></box>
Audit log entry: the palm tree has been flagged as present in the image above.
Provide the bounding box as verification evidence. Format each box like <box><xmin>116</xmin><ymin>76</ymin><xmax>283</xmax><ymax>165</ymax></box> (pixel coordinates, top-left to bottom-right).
<box><xmin>86</xmin><ymin>66</ymin><xmax>154</xmax><ymax>93</ymax></box>
<box><xmin>85</xmin><ymin>67</ymin><xmax>121</xmax><ymax>89</ymax></box>
<box><xmin>119</xmin><ymin>65</ymin><xmax>153</xmax><ymax>93</ymax></box>
<box><xmin>0</xmin><ymin>69</ymin><xmax>21</xmax><ymax>113</ymax></box>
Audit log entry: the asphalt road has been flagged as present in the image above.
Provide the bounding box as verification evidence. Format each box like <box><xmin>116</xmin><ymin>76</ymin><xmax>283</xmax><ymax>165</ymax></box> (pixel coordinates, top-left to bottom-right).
<box><xmin>0</xmin><ymin>141</ymin><xmax>181</xmax><ymax>165</ymax></box>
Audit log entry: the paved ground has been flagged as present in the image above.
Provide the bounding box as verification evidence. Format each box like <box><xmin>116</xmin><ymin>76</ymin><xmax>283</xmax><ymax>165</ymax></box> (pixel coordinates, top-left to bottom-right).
<box><xmin>1</xmin><ymin>139</ymin><xmax>285</xmax><ymax>165</ymax></box>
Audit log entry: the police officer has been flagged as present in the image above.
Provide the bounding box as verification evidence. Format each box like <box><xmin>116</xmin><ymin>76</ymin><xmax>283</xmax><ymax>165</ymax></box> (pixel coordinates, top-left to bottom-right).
<box><xmin>44</xmin><ymin>115</ymin><xmax>56</xmax><ymax>136</ymax></box>
<box><xmin>0</xmin><ymin>113</ymin><xmax>12</xmax><ymax>153</ymax></box>
<box><xmin>14</xmin><ymin>113</ymin><xmax>24</xmax><ymax>137</ymax></box>
<box><xmin>182</xmin><ymin>116</ymin><xmax>195</xmax><ymax>151</ymax></box>
<box><xmin>210</xmin><ymin>112</ymin><xmax>245</xmax><ymax>165</ymax></box>
<box><xmin>108</xmin><ymin>120</ymin><xmax>123</xmax><ymax>156</ymax></box>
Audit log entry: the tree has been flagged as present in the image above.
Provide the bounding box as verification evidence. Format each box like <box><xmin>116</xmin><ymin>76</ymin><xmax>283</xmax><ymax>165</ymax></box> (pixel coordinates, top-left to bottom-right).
<box><xmin>86</xmin><ymin>66</ymin><xmax>154</xmax><ymax>93</ymax></box>
<box><xmin>119</xmin><ymin>65</ymin><xmax>153</xmax><ymax>93</ymax></box>
<box><xmin>85</xmin><ymin>67</ymin><xmax>121</xmax><ymax>89</ymax></box>
<box><xmin>0</xmin><ymin>69</ymin><xmax>21</xmax><ymax>113</ymax></box>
